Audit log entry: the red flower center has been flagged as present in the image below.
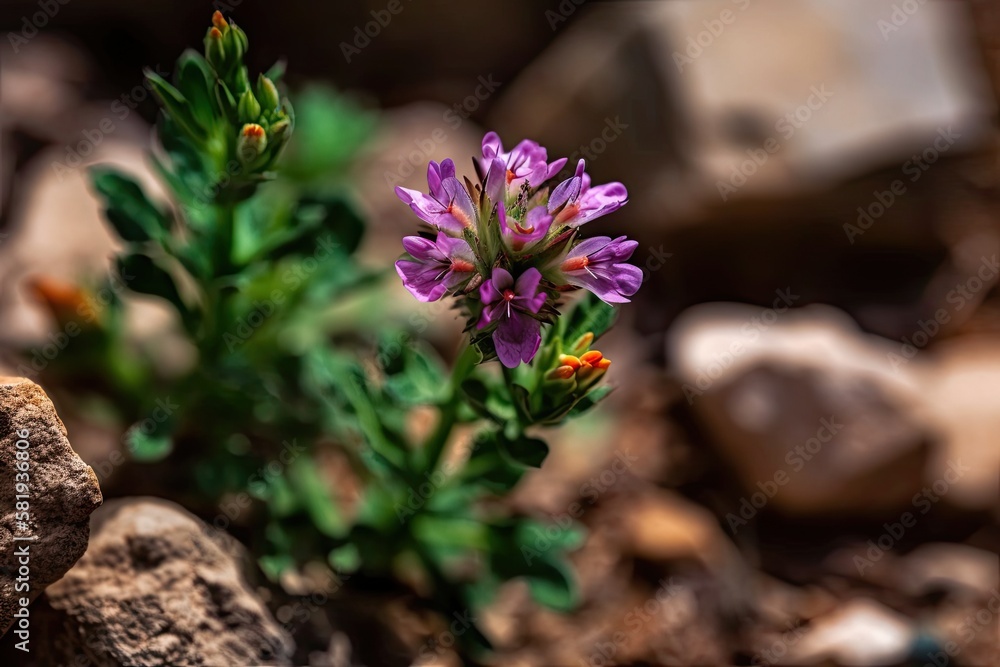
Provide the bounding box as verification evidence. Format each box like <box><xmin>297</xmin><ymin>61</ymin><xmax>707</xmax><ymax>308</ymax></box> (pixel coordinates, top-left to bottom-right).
<box><xmin>502</xmin><ymin>289</ymin><xmax>516</xmax><ymax>302</ymax></box>
<box><xmin>561</xmin><ymin>256</ymin><xmax>590</xmax><ymax>272</ymax></box>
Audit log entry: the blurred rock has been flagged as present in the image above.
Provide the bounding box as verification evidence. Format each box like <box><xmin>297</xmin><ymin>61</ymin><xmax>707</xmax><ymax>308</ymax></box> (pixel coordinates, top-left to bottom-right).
<box><xmin>0</xmin><ymin>376</ymin><xmax>102</xmax><ymax>637</ymax></box>
<box><xmin>917</xmin><ymin>337</ymin><xmax>1000</xmax><ymax>513</ymax></box>
<box><xmin>895</xmin><ymin>542</ymin><xmax>999</xmax><ymax>600</ymax></box>
<box><xmin>41</xmin><ymin>497</ymin><xmax>293</xmax><ymax>666</ymax></box>
<box><xmin>782</xmin><ymin>597</ymin><xmax>915</xmax><ymax>666</ymax></box>
<box><xmin>490</xmin><ymin>0</ymin><xmax>995</xmax><ymax>219</ymax></box>
<box><xmin>668</xmin><ymin>303</ymin><xmax>933</xmax><ymax>515</ymax></box>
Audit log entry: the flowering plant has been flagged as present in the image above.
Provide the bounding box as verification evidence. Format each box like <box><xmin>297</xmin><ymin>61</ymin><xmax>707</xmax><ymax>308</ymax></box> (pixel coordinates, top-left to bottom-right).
<box><xmin>21</xmin><ymin>13</ymin><xmax>641</xmax><ymax>662</ymax></box>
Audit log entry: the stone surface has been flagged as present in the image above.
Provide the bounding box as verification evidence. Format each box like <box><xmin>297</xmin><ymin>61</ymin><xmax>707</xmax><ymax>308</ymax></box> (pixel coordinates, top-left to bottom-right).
<box><xmin>0</xmin><ymin>376</ymin><xmax>102</xmax><ymax>636</ymax></box>
<box><xmin>42</xmin><ymin>497</ymin><xmax>293</xmax><ymax>666</ymax></box>
<box><xmin>668</xmin><ymin>304</ymin><xmax>933</xmax><ymax>515</ymax></box>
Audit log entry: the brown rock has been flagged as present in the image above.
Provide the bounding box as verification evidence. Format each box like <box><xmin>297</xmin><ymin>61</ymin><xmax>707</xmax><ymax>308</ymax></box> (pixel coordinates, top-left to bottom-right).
<box><xmin>42</xmin><ymin>497</ymin><xmax>293</xmax><ymax>666</ymax></box>
<box><xmin>0</xmin><ymin>376</ymin><xmax>102</xmax><ymax>636</ymax></box>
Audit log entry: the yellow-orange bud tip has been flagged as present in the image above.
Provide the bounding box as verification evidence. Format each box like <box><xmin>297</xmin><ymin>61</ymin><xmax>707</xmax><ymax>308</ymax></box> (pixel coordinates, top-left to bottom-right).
<box><xmin>211</xmin><ymin>11</ymin><xmax>227</xmax><ymax>29</ymax></box>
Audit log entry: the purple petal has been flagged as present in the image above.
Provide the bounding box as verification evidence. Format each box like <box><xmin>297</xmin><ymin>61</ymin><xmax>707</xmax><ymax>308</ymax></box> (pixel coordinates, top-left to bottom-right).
<box><xmin>395</xmin><ymin>259</ymin><xmax>450</xmax><ymax>302</ymax></box>
<box><xmin>490</xmin><ymin>267</ymin><xmax>514</xmax><ymax>291</ymax></box>
<box><xmin>549</xmin><ymin>176</ymin><xmax>582</xmax><ymax>213</ymax></box>
<box><xmin>485</xmin><ymin>157</ymin><xmax>507</xmax><ymax>204</ymax></box>
<box><xmin>546</xmin><ymin>157</ymin><xmax>569</xmax><ymax>180</ymax></box>
<box><xmin>482</xmin><ymin>131</ymin><xmax>503</xmax><ymax>159</ymax></box>
<box><xmin>493</xmin><ymin>311</ymin><xmax>542</xmax><ymax>368</ymax></box>
<box><xmin>514</xmin><ymin>267</ymin><xmax>542</xmax><ymax>299</ymax></box>
<box><xmin>401</xmin><ymin>235</ymin><xmax>446</xmax><ymax>261</ymax></box>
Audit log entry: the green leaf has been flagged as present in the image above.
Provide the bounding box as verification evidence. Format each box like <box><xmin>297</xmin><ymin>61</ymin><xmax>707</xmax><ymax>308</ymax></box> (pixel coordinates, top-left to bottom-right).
<box><xmin>287</xmin><ymin>456</ymin><xmax>348</xmax><ymax>539</ymax></box>
<box><xmin>176</xmin><ymin>50</ymin><xmax>216</xmax><ymax>130</ymax></box>
<box><xmin>561</xmin><ymin>293</ymin><xmax>617</xmax><ymax>344</ymax></box>
<box><xmin>117</xmin><ymin>254</ymin><xmax>186</xmax><ymax>313</ymax></box>
<box><xmin>124</xmin><ymin>421</ymin><xmax>173</xmax><ymax>462</ymax></box>
<box><xmin>91</xmin><ymin>168</ymin><xmax>169</xmax><ymax>242</ymax></box>
<box><xmin>524</xmin><ymin>558</ymin><xmax>577</xmax><ymax>611</ymax></box>
<box><xmin>146</xmin><ymin>68</ymin><xmax>207</xmax><ymax>142</ymax></box>
<box><xmin>567</xmin><ymin>385</ymin><xmax>615</xmax><ymax>419</ymax></box>
<box><xmin>498</xmin><ymin>433</ymin><xmax>549</xmax><ymax>468</ymax></box>
<box><xmin>382</xmin><ymin>341</ymin><xmax>448</xmax><ymax>407</ymax></box>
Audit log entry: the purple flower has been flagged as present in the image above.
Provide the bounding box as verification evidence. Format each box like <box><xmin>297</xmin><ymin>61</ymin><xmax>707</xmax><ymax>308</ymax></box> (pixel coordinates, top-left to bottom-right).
<box><xmin>557</xmin><ymin>235</ymin><xmax>642</xmax><ymax>304</ymax></box>
<box><xmin>395</xmin><ymin>233</ymin><xmax>476</xmax><ymax>302</ymax></box>
<box><xmin>499</xmin><ymin>206</ymin><xmax>552</xmax><ymax>252</ymax></box>
<box><xmin>395</xmin><ymin>159</ymin><xmax>477</xmax><ymax>235</ymax></box>
<box><xmin>548</xmin><ymin>159</ymin><xmax>628</xmax><ymax>228</ymax></box>
<box><xmin>478</xmin><ymin>267</ymin><xmax>548</xmax><ymax>368</ymax></box>
<box><xmin>481</xmin><ymin>132</ymin><xmax>567</xmax><ymax>197</ymax></box>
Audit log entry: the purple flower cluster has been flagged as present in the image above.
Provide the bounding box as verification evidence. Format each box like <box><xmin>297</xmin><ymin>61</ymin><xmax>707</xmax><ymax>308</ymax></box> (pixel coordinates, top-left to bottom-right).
<box><xmin>394</xmin><ymin>132</ymin><xmax>641</xmax><ymax>367</ymax></box>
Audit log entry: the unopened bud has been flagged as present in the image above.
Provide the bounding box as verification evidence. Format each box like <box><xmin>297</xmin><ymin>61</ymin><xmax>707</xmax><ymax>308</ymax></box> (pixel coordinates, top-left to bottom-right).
<box><xmin>211</xmin><ymin>10</ymin><xmax>228</xmax><ymax>32</ymax></box>
<box><xmin>205</xmin><ymin>27</ymin><xmax>226</xmax><ymax>70</ymax></box>
<box><xmin>557</xmin><ymin>354</ymin><xmax>581</xmax><ymax>371</ymax></box>
<box><xmin>257</xmin><ymin>74</ymin><xmax>280</xmax><ymax>111</ymax></box>
<box><xmin>268</xmin><ymin>118</ymin><xmax>292</xmax><ymax>146</ymax></box>
<box><xmin>237</xmin><ymin>123</ymin><xmax>267</xmax><ymax>164</ymax></box>
<box><xmin>238</xmin><ymin>89</ymin><xmax>261</xmax><ymax>124</ymax></box>
<box><xmin>225</xmin><ymin>21</ymin><xmax>248</xmax><ymax>64</ymax></box>
<box><xmin>568</xmin><ymin>332</ymin><xmax>594</xmax><ymax>356</ymax></box>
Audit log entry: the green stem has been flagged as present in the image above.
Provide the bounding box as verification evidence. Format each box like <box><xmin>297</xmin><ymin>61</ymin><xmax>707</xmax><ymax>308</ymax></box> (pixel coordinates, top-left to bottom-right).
<box><xmin>214</xmin><ymin>202</ymin><xmax>236</xmax><ymax>276</ymax></box>
<box><xmin>420</xmin><ymin>344</ymin><xmax>479</xmax><ymax>473</ymax></box>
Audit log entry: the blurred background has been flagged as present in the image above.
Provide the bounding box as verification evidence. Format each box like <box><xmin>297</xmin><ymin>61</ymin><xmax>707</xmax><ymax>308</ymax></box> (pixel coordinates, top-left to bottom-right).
<box><xmin>1</xmin><ymin>0</ymin><xmax>998</xmax><ymax>665</ymax></box>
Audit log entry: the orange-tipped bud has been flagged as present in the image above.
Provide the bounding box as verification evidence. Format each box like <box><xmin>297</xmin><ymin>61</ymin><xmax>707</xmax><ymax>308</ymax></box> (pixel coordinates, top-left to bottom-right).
<box><xmin>580</xmin><ymin>350</ymin><xmax>604</xmax><ymax>365</ymax></box>
<box><xmin>557</xmin><ymin>354</ymin><xmax>581</xmax><ymax>370</ymax></box>
<box><xmin>545</xmin><ymin>365</ymin><xmax>576</xmax><ymax>381</ymax></box>
<box><xmin>208</xmin><ymin>26</ymin><xmax>223</xmax><ymax>40</ymax></box>
<box><xmin>211</xmin><ymin>11</ymin><xmax>228</xmax><ymax>31</ymax></box>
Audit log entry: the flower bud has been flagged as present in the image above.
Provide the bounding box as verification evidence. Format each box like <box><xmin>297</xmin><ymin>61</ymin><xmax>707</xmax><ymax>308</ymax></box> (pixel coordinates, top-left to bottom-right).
<box><xmin>211</xmin><ymin>10</ymin><xmax>228</xmax><ymax>32</ymax></box>
<box><xmin>268</xmin><ymin>118</ymin><xmax>292</xmax><ymax>147</ymax></box>
<box><xmin>576</xmin><ymin>351</ymin><xmax>611</xmax><ymax>390</ymax></box>
<box><xmin>568</xmin><ymin>332</ymin><xmax>594</xmax><ymax>357</ymax></box>
<box><xmin>204</xmin><ymin>27</ymin><xmax>226</xmax><ymax>71</ymax></box>
<box><xmin>237</xmin><ymin>123</ymin><xmax>267</xmax><ymax>164</ymax></box>
<box><xmin>238</xmin><ymin>89</ymin><xmax>261</xmax><ymax>124</ymax></box>
<box><xmin>257</xmin><ymin>74</ymin><xmax>280</xmax><ymax>111</ymax></box>
<box><xmin>224</xmin><ymin>21</ymin><xmax>248</xmax><ymax>66</ymax></box>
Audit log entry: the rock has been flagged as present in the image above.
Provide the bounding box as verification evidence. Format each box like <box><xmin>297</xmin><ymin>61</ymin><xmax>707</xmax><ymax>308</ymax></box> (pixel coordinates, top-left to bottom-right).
<box><xmin>917</xmin><ymin>337</ymin><xmax>1000</xmax><ymax>513</ymax></box>
<box><xmin>668</xmin><ymin>304</ymin><xmax>933</xmax><ymax>515</ymax></box>
<box><xmin>0</xmin><ymin>376</ymin><xmax>102</xmax><ymax>636</ymax></box>
<box><xmin>41</xmin><ymin>497</ymin><xmax>293</xmax><ymax>666</ymax></box>
<box><xmin>894</xmin><ymin>542</ymin><xmax>1000</xmax><ymax>600</ymax></box>
<box><xmin>780</xmin><ymin>597</ymin><xmax>915</xmax><ymax>666</ymax></box>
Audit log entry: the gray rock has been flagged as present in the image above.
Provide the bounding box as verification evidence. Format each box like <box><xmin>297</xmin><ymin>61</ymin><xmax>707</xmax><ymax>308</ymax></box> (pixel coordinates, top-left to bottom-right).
<box><xmin>0</xmin><ymin>376</ymin><xmax>102</xmax><ymax>637</ymax></box>
<box><xmin>42</xmin><ymin>497</ymin><xmax>293</xmax><ymax>666</ymax></box>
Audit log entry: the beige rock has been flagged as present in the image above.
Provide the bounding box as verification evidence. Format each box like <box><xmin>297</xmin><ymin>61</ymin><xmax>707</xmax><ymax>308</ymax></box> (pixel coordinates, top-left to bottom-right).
<box><xmin>0</xmin><ymin>376</ymin><xmax>102</xmax><ymax>636</ymax></box>
<box><xmin>783</xmin><ymin>597</ymin><xmax>915</xmax><ymax>665</ymax></box>
<box><xmin>42</xmin><ymin>497</ymin><xmax>293</xmax><ymax>666</ymax></box>
<box><xmin>668</xmin><ymin>304</ymin><xmax>932</xmax><ymax>515</ymax></box>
